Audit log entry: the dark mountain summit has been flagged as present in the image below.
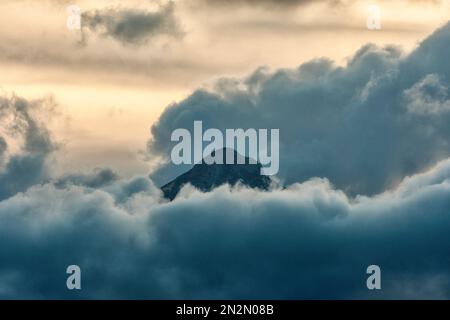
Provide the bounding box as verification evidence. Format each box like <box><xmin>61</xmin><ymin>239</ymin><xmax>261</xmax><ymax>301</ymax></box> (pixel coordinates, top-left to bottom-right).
<box><xmin>161</xmin><ymin>148</ymin><xmax>272</xmax><ymax>200</ymax></box>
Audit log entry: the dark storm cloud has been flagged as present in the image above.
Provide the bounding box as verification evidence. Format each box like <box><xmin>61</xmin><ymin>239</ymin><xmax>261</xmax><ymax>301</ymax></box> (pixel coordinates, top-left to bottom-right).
<box><xmin>1</xmin><ymin>159</ymin><xmax>450</xmax><ymax>299</ymax></box>
<box><xmin>81</xmin><ymin>2</ymin><xmax>183</xmax><ymax>45</ymax></box>
<box><xmin>148</xmin><ymin>22</ymin><xmax>450</xmax><ymax>195</ymax></box>
<box><xmin>0</xmin><ymin>96</ymin><xmax>56</xmax><ymax>201</ymax></box>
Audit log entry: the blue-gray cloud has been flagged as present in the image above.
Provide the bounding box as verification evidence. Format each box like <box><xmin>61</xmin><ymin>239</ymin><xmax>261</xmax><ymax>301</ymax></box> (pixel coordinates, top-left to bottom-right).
<box><xmin>0</xmin><ymin>95</ymin><xmax>56</xmax><ymax>201</ymax></box>
<box><xmin>1</xmin><ymin>159</ymin><xmax>450</xmax><ymax>299</ymax></box>
<box><xmin>0</xmin><ymin>136</ymin><xmax>6</xmax><ymax>162</ymax></box>
<box><xmin>81</xmin><ymin>2</ymin><xmax>183</xmax><ymax>45</ymax></box>
<box><xmin>148</xmin><ymin>22</ymin><xmax>450</xmax><ymax>196</ymax></box>
<box><xmin>3</xmin><ymin>22</ymin><xmax>450</xmax><ymax>300</ymax></box>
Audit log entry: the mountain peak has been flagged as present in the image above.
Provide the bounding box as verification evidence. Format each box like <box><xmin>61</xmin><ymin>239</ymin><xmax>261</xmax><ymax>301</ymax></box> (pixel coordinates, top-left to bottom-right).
<box><xmin>161</xmin><ymin>148</ymin><xmax>272</xmax><ymax>200</ymax></box>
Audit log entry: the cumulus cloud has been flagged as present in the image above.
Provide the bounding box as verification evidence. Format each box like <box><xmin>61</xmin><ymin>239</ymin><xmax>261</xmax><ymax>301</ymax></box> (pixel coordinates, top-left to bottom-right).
<box><xmin>404</xmin><ymin>74</ymin><xmax>450</xmax><ymax>114</ymax></box>
<box><xmin>148</xmin><ymin>22</ymin><xmax>450</xmax><ymax>196</ymax></box>
<box><xmin>81</xmin><ymin>2</ymin><xmax>183</xmax><ymax>45</ymax></box>
<box><xmin>55</xmin><ymin>168</ymin><xmax>119</xmax><ymax>189</ymax></box>
<box><xmin>1</xmin><ymin>90</ymin><xmax>450</xmax><ymax>298</ymax></box>
<box><xmin>1</xmin><ymin>159</ymin><xmax>450</xmax><ymax>298</ymax></box>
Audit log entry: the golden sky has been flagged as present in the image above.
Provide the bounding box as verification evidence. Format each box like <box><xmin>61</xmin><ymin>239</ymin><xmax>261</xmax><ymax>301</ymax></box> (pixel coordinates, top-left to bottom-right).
<box><xmin>1</xmin><ymin>0</ymin><xmax>449</xmax><ymax>176</ymax></box>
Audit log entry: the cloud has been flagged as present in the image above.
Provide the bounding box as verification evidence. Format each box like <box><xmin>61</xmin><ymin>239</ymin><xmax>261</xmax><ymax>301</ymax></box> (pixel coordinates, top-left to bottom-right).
<box><xmin>199</xmin><ymin>0</ymin><xmax>321</xmax><ymax>7</ymax></box>
<box><xmin>0</xmin><ymin>136</ymin><xmax>6</xmax><ymax>161</ymax></box>
<box><xmin>81</xmin><ymin>2</ymin><xmax>183</xmax><ymax>45</ymax></box>
<box><xmin>0</xmin><ymin>95</ymin><xmax>57</xmax><ymax>201</ymax></box>
<box><xmin>403</xmin><ymin>74</ymin><xmax>450</xmax><ymax>114</ymax></box>
<box><xmin>1</xmin><ymin>158</ymin><xmax>450</xmax><ymax>298</ymax></box>
<box><xmin>2</xmin><ymin>16</ymin><xmax>450</xmax><ymax>300</ymax></box>
<box><xmin>0</xmin><ymin>0</ymin><xmax>442</xmax><ymax>90</ymax></box>
<box><xmin>194</xmin><ymin>0</ymin><xmax>441</xmax><ymax>9</ymax></box>
<box><xmin>148</xmin><ymin>22</ymin><xmax>450</xmax><ymax>196</ymax></box>
<box><xmin>55</xmin><ymin>168</ymin><xmax>119</xmax><ymax>189</ymax></box>
<box><xmin>0</xmin><ymin>90</ymin><xmax>450</xmax><ymax>299</ymax></box>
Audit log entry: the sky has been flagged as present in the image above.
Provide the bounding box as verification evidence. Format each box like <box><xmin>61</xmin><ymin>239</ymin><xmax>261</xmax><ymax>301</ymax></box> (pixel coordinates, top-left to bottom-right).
<box><xmin>2</xmin><ymin>0</ymin><xmax>450</xmax><ymax>299</ymax></box>
<box><xmin>1</xmin><ymin>0</ymin><xmax>449</xmax><ymax>177</ymax></box>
